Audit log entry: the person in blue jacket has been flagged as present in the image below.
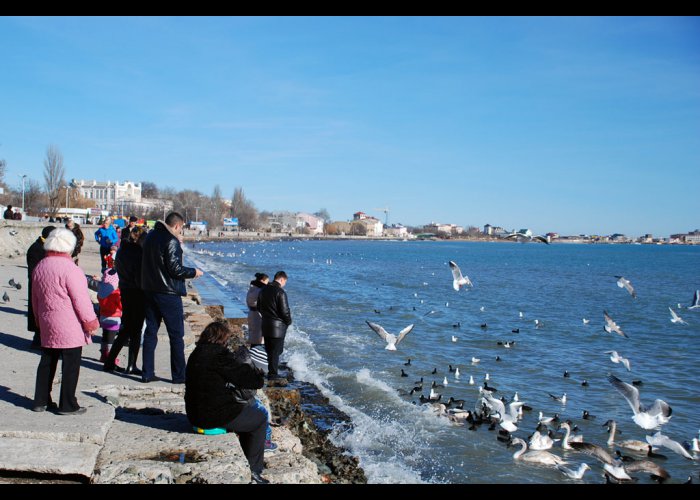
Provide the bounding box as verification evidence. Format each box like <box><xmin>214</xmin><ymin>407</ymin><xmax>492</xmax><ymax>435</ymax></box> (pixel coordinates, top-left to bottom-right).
<box><xmin>94</xmin><ymin>216</ymin><xmax>118</xmax><ymax>271</ymax></box>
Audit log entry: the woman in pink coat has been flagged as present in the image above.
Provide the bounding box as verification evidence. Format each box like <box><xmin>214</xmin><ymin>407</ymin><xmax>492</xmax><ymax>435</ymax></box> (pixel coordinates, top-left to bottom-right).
<box><xmin>32</xmin><ymin>228</ymin><xmax>99</xmax><ymax>415</ymax></box>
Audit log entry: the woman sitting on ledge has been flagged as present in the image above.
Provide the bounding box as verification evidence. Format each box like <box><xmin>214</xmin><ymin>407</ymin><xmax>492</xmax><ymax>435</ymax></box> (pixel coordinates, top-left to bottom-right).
<box><xmin>185</xmin><ymin>321</ymin><xmax>269</xmax><ymax>484</ymax></box>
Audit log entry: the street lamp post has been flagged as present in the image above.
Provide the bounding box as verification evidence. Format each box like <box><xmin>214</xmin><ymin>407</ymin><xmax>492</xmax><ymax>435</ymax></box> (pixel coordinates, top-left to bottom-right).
<box><xmin>195</xmin><ymin>206</ymin><xmax>200</xmax><ymax>222</ymax></box>
<box><xmin>20</xmin><ymin>174</ymin><xmax>27</xmax><ymax>212</ymax></box>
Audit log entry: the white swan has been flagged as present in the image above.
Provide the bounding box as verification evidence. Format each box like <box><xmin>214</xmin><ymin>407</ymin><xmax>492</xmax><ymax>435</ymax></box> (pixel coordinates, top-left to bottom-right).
<box><xmin>511</xmin><ymin>437</ymin><xmax>566</xmax><ymax>465</ymax></box>
<box><xmin>529</xmin><ymin>425</ymin><xmax>555</xmax><ymax>451</ymax></box>
<box><xmin>558</xmin><ymin>422</ymin><xmax>584</xmax><ymax>450</ymax></box>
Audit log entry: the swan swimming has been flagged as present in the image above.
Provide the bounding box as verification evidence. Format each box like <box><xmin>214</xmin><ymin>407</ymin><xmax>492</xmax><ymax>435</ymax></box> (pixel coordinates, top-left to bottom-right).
<box><xmin>603</xmin><ymin>419</ymin><xmax>648</xmax><ymax>452</ymax></box>
<box><xmin>510</xmin><ymin>438</ymin><xmax>566</xmax><ymax>465</ymax></box>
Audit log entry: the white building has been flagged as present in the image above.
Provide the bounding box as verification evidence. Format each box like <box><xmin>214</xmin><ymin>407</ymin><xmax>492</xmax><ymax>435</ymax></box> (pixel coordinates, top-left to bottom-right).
<box><xmin>72</xmin><ymin>179</ymin><xmax>171</xmax><ymax>216</ymax></box>
<box><xmin>296</xmin><ymin>212</ymin><xmax>325</xmax><ymax>235</ymax></box>
<box><xmin>355</xmin><ymin>217</ymin><xmax>384</xmax><ymax>236</ymax></box>
<box><xmin>384</xmin><ymin>224</ymin><xmax>408</xmax><ymax>238</ymax></box>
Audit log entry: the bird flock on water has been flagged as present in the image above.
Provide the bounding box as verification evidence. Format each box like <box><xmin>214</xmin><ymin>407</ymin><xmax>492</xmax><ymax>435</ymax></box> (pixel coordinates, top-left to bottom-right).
<box><xmin>363</xmin><ymin>259</ymin><xmax>699</xmax><ymax>484</ymax></box>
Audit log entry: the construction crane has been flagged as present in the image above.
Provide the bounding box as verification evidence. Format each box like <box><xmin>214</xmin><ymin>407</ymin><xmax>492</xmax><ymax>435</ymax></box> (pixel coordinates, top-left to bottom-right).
<box><xmin>374</xmin><ymin>207</ymin><xmax>390</xmax><ymax>226</ymax></box>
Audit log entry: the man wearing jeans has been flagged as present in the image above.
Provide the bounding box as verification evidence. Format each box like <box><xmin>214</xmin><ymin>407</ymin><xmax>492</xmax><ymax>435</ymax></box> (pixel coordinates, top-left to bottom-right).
<box><xmin>140</xmin><ymin>212</ymin><xmax>203</xmax><ymax>383</ymax></box>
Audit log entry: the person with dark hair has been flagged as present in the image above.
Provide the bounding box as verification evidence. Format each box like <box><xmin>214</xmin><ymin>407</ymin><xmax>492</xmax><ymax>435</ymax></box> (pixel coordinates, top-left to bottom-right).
<box><xmin>94</xmin><ymin>216</ymin><xmax>118</xmax><ymax>272</ymax></box>
<box><xmin>257</xmin><ymin>271</ymin><xmax>291</xmax><ymax>381</ymax></box>
<box><xmin>27</xmin><ymin>225</ymin><xmax>56</xmax><ymax>349</ymax></box>
<box><xmin>68</xmin><ymin>221</ymin><xmax>85</xmax><ymax>265</ymax></box>
<box><xmin>3</xmin><ymin>205</ymin><xmax>14</xmax><ymax>219</ymax></box>
<box><xmin>185</xmin><ymin>321</ymin><xmax>269</xmax><ymax>484</ymax></box>
<box><xmin>121</xmin><ymin>216</ymin><xmax>138</xmax><ymax>242</ymax></box>
<box><xmin>246</xmin><ymin>272</ymin><xmax>269</xmax><ymax>373</ymax></box>
<box><xmin>104</xmin><ymin>226</ymin><xmax>148</xmax><ymax>375</ymax></box>
<box><xmin>140</xmin><ymin>212</ymin><xmax>203</xmax><ymax>383</ymax></box>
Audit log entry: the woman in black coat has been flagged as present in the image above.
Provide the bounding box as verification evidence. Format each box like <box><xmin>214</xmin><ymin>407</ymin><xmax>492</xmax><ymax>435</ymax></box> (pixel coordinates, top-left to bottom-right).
<box><xmin>104</xmin><ymin>226</ymin><xmax>148</xmax><ymax>374</ymax></box>
<box><xmin>185</xmin><ymin>321</ymin><xmax>268</xmax><ymax>484</ymax></box>
<box><xmin>27</xmin><ymin>226</ymin><xmax>56</xmax><ymax>348</ymax></box>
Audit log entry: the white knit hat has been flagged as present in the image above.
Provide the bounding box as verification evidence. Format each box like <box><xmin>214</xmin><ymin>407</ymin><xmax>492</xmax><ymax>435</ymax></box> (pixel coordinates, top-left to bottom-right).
<box><xmin>44</xmin><ymin>227</ymin><xmax>77</xmax><ymax>254</ymax></box>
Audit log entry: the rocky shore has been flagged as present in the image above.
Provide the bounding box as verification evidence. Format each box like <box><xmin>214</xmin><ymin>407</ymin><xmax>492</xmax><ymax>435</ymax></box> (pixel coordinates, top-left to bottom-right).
<box><xmin>0</xmin><ymin>220</ymin><xmax>366</xmax><ymax>484</ymax></box>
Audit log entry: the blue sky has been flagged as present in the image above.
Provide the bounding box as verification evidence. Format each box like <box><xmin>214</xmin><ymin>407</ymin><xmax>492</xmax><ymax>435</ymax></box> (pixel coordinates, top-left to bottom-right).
<box><xmin>1</xmin><ymin>16</ymin><xmax>698</xmax><ymax>236</ymax></box>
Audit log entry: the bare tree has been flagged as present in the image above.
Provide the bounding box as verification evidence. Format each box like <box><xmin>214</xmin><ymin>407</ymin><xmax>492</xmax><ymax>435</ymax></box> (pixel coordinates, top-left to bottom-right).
<box><xmin>25</xmin><ymin>178</ymin><xmax>47</xmax><ymax>215</ymax></box>
<box><xmin>207</xmin><ymin>184</ymin><xmax>226</xmax><ymax>227</ymax></box>
<box><xmin>0</xmin><ymin>157</ymin><xmax>6</xmax><ymax>188</ymax></box>
<box><xmin>314</xmin><ymin>208</ymin><xmax>331</xmax><ymax>223</ymax></box>
<box><xmin>43</xmin><ymin>145</ymin><xmax>66</xmax><ymax>217</ymax></box>
<box><xmin>230</xmin><ymin>187</ymin><xmax>259</xmax><ymax>229</ymax></box>
<box><xmin>140</xmin><ymin>180</ymin><xmax>159</xmax><ymax>198</ymax></box>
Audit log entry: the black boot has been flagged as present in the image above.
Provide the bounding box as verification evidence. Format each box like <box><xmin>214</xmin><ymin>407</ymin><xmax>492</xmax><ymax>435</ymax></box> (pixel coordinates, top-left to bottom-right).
<box><xmin>125</xmin><ymin>342</ymin><xmax>142</xmax><ymax>375</ymax></box>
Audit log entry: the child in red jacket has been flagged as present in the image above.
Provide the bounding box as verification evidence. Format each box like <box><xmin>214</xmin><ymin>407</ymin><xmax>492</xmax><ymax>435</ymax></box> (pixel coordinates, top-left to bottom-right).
<box><xmin>97</xmin><ymin>267</ymin><xmax>122</xmax><ymax>363</ymax></box>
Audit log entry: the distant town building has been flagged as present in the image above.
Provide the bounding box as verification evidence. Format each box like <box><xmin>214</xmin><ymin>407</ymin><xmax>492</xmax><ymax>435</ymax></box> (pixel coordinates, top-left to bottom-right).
<box><xmin>384</xmin><ymin>224</ymin><xmax>408</xmax><ymax>238</ymax></box>
<box><xmin>353</xmin><ymin>211</ymin><xmax>369</xmax><ymax>221</ymax></box>
<box><xmin>72</xmin><ymin>179</ymin><xmax>172</xmax><ymax>216</ymax></box>
<box><xmin>424</xmin><ymin>222</ymin><xmax>452</xmax><ymax>235</ymax></box>
<box><xmin>357</xmin><ymin>217</ymin><xmax>384</xmax><ymax>236</ymax></box>
<box><xmin>609</xmin><ymin>233</ymin><xmax>629</xmax><ymax>242</ymax></box>
<box><xmin>671</xmin><ymin>230</ymin><xmax>700</xmax><ymax>244</ymax></box>
<box><xmin>296</xmin><ymin>212</ymin><xmax>325</xmax><ymax>235</ymax></box>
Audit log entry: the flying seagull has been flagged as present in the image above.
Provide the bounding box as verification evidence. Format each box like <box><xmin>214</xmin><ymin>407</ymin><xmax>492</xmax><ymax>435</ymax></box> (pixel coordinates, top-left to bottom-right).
<box><xmin>605</xmin><ymin>350</ymin><xmax>631</xmax><ymax>371</ymax></box>
<box><xmin>646</xmin><ymin>431</ymin><xmax>694</xmax><ymax>460</ymax></box>
<box><xmin>688</xmin><ymin>290</ymin><xmax>700</xmax><ymax>310</ymax></box>
<box><xmin>448</xmin><ymin>261</ymin><xmax>473</xmax><ymax>291</ymax></box>
<box><xmin>603</xmin><ymin>311</ymin><xmax>628</xmax><ymax>338</ymax></box>
<box><xmin>504</xmin><ymin>232</ymin><xmax>549</xmax><ymax>244</ymax></box>
<box><xmin>365</xmin><ymin>321</ymin><xmax>414</xmax><ymax>351</ymax></box>
<box><xmin>607</xmin><ymin>374</ymin><xmax>672</xmax><ymax>430</ymax></box>
<box><xmin>614</xmin><ymin>276</ymin><xmax>637</xmax><ymax>298</ymax></box>
<box><xmin>669</xmin><ymin>307</ymin><xmax>687</xmax><ymax>325</ymax></box>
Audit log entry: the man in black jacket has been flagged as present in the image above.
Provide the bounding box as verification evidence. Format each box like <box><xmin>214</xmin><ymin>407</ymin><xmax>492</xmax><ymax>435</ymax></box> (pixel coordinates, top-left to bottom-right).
<box><xmin>257</xmin><ymin>271</ymin><xmax>291</xmax><ymax>381</ymax></box>
<box><xmin>140</xmin><ymin>212</ymin><xmax>203</xmax><ymax>383</ymax></box>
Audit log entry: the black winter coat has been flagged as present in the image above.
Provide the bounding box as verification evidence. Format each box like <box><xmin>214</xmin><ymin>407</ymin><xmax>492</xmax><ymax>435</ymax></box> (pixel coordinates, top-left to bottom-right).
<box><xmin>26</xmin><ymin>237</ymin><xmax>46</xmax><ymax>332</ymax></box>
<box><xmin>185</xmin><ymin>343</ymin><xmax>265</xmax><ymax>429</ymax></box>
<box><xmin>258</xmin><ymin>281</ymin><xmax>292</xmax><ymax>339</ymax></box>
<box><xmin>115</xmin><ymin>240</ymin><xmax>143</xmax><ymax>290</ymax></box>
<box><xmin>140</xmin><ymin>221</ymin><xmax>196</xmax><ymax>296</ymax></box>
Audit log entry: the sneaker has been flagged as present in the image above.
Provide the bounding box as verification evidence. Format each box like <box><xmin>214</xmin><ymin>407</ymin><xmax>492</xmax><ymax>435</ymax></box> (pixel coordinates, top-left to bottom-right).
<box><xmin>264</xmin><ymin>440</ymin><xmax>278</xmax><ymax>453</ymax></box>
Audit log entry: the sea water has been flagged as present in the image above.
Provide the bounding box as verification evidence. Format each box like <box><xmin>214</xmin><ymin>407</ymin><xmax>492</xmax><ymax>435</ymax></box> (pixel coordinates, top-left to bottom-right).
<box><xmin>184</xmin><ymin>239</ymin><xmax>700</xmax><ymax>484</ymax></box>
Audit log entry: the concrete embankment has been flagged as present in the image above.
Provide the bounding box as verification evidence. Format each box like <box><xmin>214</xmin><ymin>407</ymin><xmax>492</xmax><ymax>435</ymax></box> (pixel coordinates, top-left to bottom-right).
<box><xmin>0</xmin><ymin>221</ymin><xmax>364</xmax><ymax>484</ymax></box>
